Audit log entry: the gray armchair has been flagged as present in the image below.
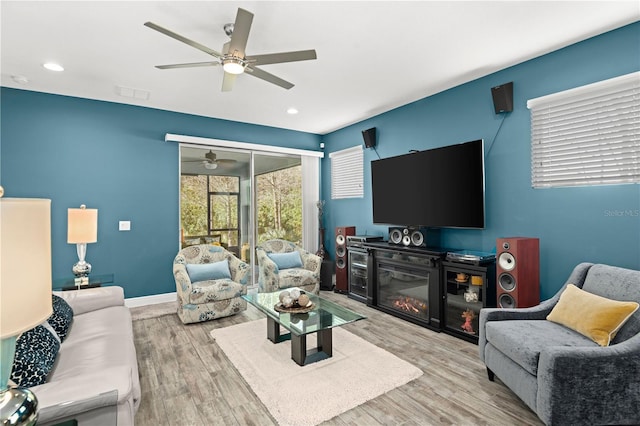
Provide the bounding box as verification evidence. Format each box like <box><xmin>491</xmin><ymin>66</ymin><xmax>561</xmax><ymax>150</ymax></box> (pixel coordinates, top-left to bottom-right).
<box><xmin>479</xmin><ymin>263</ymin><xmax>640</xmax><ymax>425</ymax></box>
<box><xmin>256</xmin><ymin>239</ymin><xmax>321</xmax><ymax>294</ymax></box>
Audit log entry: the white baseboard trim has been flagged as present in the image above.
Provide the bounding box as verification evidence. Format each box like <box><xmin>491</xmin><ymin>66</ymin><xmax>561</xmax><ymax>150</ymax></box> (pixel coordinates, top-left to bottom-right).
<box><xmin>125</xmin><ymin>292</ymin><xmax>177</xmax><ymax>308</ymax></box>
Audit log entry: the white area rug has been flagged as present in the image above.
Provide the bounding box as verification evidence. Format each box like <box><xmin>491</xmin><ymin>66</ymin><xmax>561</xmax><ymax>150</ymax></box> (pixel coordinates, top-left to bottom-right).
<box><xmin>210</xmin><ymin>319</ymin><xmax>423</xmax><ymax>426</ymax></box>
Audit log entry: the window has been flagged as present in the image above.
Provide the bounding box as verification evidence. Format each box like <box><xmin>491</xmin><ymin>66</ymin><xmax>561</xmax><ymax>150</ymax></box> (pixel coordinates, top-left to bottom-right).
<box><xmin>180</xmin><ymin>174</ymin><xmax>240</xmax><ymax>248</ymax></box>
<box><xmin>528</xmin><ymin>71</ymin><xmax>640</xmax><ymax>188</ymax></box>
<box><xmin>330</xmin><ymin>145</ymin><xmax>364</xmax><ymax>199</ymax></box>
<box><xmin>256</xmin><ymin>163</ymin><xmax>303</xmax><ymax>245</ymax></box>
<box><xmin>208</xmin><ymin>176</ymin><xmax>240</xmax><ymax>248</ymax></box>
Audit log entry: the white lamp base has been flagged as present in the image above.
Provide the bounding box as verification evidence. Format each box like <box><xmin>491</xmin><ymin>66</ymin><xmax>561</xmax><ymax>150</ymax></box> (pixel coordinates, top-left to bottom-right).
<box><xmin>72</xmin><ymin>243</ymin><xmax>92</xmax><ymax>277</ymax></box>
<box><xmin>72</xmin><ymin>261</ymin><xmax>92</xmax><ymax>277</ymax></box>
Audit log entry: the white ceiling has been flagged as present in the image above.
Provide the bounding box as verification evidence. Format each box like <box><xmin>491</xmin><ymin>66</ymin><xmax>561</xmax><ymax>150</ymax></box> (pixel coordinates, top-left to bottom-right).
<box><xmin>2</xmin><ymin>1</ymin><xmax>638</xmax><ymax>135</ymax></box>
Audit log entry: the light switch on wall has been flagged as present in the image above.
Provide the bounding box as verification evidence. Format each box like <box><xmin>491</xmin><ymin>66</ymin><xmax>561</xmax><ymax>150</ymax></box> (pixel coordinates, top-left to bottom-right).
<box><xmin>119</xmin><ymin>221</ymin><xmax>131</xmax><ymax>231</ymax></box>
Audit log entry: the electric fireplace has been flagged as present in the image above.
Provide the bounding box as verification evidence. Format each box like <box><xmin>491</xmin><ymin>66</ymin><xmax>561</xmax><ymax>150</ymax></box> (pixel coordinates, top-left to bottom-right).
<box><xmin>377</xmin><ymin>265</ymin><xmax>430</xmax><ymax>321</ymax></box>
<box><xmin>366</xmin><ymin>244</ymin><xmax>442</xmax><ymax>330</ymax></box>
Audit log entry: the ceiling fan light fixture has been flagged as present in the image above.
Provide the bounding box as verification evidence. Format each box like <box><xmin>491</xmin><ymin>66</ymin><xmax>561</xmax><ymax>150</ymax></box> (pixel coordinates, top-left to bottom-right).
<box><xmin>145</xmin><ymin>8</ymin><xmax>317</xmax><ymax>91</ymax></box>
<box><xmin>204</xmin><ymin>162</ymin><xmax>218</xmax><ymax>170</ymax></box>
<box><xmin>222</xmin><ymin>57</ymin><xmax>246</xmax><ymax>75</ymax></box>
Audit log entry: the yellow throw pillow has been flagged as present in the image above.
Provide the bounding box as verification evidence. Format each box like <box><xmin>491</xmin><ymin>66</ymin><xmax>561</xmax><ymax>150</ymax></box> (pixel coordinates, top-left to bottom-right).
<box><xmin>547</xmin><ymin>284</ymin><xmax>639</xmax><ymax>346</ymax></box>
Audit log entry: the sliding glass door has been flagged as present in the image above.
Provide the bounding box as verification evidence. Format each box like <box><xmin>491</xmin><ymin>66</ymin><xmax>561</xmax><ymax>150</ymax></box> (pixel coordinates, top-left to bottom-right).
<box><xmin>180</xmin><ymin>147</ymin><xmax>251</xmax><ymax>259</ymax></box>
<box><xmin>180</xmin><ymin>145</ymin><xmax>314</xmax><ymax>287</ymax></box>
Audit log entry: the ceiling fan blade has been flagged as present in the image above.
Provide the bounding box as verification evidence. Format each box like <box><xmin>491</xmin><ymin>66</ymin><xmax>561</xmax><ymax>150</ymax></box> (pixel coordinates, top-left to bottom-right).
<box><xmin>156</xmin><ymin>61</ymin><xmax>220</xmax><ymax>70</ymax></box>
<box><xmin>222</xmin><ymin>72</ymin><xmax>237</xmax><ymax>92</ymax></box>
<box><xmin>228</xmin><ymin>8</ymin><xmax>253</xmax><ymax>56</ymax></box>
<box><xmin>247</xmin><ymin>50</ymin><xmax>317</xmax><ymax>66</ymax></box>
<box><xmin>144</xmin><ymin>22</ymin><xmax>222</xmax><ymax>58</ymax></box>
<box><xmin>246</xmin><ymin>66</ymin><xmax>294</xmax><ymax>90</ymax></box>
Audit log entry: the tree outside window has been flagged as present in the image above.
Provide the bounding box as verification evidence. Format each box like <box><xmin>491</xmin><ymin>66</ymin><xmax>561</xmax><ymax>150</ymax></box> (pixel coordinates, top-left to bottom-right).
<box><xmin>256</xmin><ymin>165</ymin><xmax>302</xmax><ymax>245</ymax></box>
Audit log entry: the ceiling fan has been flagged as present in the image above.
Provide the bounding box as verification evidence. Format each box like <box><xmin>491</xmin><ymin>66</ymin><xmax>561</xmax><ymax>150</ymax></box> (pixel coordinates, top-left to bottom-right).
<box><xmin>184</xmin><ymin>150</ymin><xmax>236</xmax><ymax>170</ymax></box>
<box><xmin>144</xmin><ymin>8</ymin><xmax>317</xmax><ymax>91</ymax></box>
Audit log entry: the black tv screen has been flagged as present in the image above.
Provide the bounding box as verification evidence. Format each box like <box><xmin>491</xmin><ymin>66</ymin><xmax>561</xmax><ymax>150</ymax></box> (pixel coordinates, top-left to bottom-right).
<box><xmin>371</xmin><ymin>139</ymin><xmax>485</xmax><ymax>229</ymax></box>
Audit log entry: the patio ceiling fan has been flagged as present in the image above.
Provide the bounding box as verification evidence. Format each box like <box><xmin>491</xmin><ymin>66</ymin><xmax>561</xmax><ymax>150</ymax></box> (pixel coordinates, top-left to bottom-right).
<box><xmin>144</xmin><ymin>7</ymin><xmax>317</xmax><ymax>91</ymax></box>
<box><xmin>184</xmin><ymin>150</ymin><xmax>236</xmax><ymax>170</ymax></box>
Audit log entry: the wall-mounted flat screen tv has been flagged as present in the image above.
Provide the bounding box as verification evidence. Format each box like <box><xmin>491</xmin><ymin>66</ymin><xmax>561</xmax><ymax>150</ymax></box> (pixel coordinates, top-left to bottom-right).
<box><xmin>371</xmin><ymin>139</ymin><xmax>485</xmax><ymax>229</ymax></box>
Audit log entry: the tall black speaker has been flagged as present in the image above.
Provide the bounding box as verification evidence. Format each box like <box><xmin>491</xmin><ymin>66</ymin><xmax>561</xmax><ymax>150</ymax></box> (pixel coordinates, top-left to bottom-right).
<box><xmin>491</xmin><ymin>82</ymin><xmax>513</xmax><ymax>114</ymax></box>
<box><xmin>362</xmin><ymin>127</ymin><xmax>376</xmax><ymax>148</ymax></box>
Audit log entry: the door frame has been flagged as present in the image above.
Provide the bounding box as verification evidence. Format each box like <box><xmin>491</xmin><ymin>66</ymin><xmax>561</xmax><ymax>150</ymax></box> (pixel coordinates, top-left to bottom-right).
<box><xmin>174</xmin><ymin>134</ymin><xmax>323</xmax><ymax>287</ymax></box>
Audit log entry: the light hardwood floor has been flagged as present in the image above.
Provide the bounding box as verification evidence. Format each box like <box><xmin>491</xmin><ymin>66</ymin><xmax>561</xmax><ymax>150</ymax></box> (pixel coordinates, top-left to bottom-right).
<box><xmin>132</xmin><ymin>291</ymin><xmax>543</xmax><ymax>425</ymax></box>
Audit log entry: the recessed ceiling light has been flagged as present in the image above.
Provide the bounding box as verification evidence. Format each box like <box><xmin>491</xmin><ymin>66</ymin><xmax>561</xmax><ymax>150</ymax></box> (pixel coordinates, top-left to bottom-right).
<box><xmin>43</xmin><ymin>62</ymin><xmax>64</xmax><ymax>72</ymax></box>
<box><xmin>287</xmin><ymin>107</ymin><xmax>299</xmax><ymax>115</ymax></box>
<box><xmin>11</xmin><ymin>75</ymin><xmax>29</xmax><ymax>84</ymax></box>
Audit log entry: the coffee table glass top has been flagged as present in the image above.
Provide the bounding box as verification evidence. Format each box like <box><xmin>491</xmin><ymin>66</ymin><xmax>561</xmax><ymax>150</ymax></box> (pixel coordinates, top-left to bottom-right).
<box><xmin>243</xmin><ymin>289</ymin><xmax>366</xmax><ymax>336</ymax></box>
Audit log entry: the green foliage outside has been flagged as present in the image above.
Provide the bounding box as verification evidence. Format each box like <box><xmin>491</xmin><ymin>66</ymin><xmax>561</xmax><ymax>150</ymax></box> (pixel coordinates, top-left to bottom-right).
<box><xmin>180</xmin><ymin>175</ymin><xmax>207</xmax><ymax>236</ymax></box>
<box><xmin>257</xmin><ymin>165</ymin><xmax>302</xmax><ymax>245</ymax></box>
<box><xmin>181</xmin><ymin>165</ymin><xmax>302</xmax><ymax>247</ymax></box>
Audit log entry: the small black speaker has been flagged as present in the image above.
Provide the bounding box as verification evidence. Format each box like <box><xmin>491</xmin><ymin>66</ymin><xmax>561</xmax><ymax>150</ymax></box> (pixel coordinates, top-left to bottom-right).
<box><xmin>491</xmin><ymin>82</ymin><xmax>513</xmax><ymax>114</ymax></box>
<box><xmin>362</xmin><ymin>127</ymin><xmax>376</xmax><ymax>148</ymax></box>
<box><xmin>388</xmin><ymin>226</ymin><xmax>440</xmax><ymax>247</ymax></box>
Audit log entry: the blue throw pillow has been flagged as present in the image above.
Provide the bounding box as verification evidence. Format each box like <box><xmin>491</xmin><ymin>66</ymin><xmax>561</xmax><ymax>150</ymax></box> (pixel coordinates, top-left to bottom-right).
<box><xmin>11</xmin><ymin>325</ymin><xmax>60</xmax><ymax>387</ymax></box>
<box><xmin>186</xmin><ymin>260</ymin><xmax>231</xmax><ymax>283</ymax></box>
<box><xmin>268</xmin><ymin>251</ymin><xmax>303</xmax><ymax>270</ymax></box>
<box><xmin>48</xmin><ymin>294</ymin><xmax>74</xmax><ymax>342</ymax></box>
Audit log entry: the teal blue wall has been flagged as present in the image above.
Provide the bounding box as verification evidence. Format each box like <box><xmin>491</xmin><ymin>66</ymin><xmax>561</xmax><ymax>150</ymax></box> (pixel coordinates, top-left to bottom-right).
<box><xmin>321</xmin><ymin>22</ymin><xmax>640</xmax><ymax>300</ymax></box>
<box><xmin>0</xmin><ymin>91</ymin><xmax>320</xmax><ymax>298</ymax></box>
<box><xmin>2</xmin><ymin>23</ymin><xmax>638</xmax><ymax>301</ymax></box>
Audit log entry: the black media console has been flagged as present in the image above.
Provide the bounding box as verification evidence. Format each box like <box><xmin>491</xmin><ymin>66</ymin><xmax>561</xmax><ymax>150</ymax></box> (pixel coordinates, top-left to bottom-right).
<box><xmin>356</xmin><ymin>241</ymin><xmax>495</xmax><ymax>343</ymax></box>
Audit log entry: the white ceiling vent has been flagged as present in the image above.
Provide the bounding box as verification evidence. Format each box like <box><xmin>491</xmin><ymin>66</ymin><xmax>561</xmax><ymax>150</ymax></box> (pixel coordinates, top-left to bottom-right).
<box><xmin>115</xmin><ymin>86</ymin><xmax>150</xmax><ymax>100</ymax></box>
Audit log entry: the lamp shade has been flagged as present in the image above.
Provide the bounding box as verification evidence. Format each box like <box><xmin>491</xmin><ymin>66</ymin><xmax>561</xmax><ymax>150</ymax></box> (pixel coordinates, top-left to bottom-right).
<box><xmin>67</xmin><ymin>206</ymin><xmax>98</xmax><ymax>244</ymax></box>
<box><xmin>0</xmin><ymin>198</ymin><xmax>53</xmax><ymax>338</ymax></box>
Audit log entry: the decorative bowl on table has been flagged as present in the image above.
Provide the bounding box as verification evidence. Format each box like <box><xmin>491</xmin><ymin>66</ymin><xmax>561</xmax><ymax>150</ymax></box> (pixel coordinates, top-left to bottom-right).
<box><xmin>274</xmin><ymin>290</ymin><xmax>314</xmax><ymax>313</ymax></box>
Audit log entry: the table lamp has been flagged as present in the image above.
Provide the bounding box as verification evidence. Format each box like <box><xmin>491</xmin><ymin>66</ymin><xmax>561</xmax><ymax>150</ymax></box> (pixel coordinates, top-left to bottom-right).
<box><xmin>0</xmin><ymin>194</ymin><xmax>53</xmax><ymax>425</ymax></box>
<box><xmin>67</xmin><ymin>204</ymin><xmax>98</xmax><ymax>282</ymax></box>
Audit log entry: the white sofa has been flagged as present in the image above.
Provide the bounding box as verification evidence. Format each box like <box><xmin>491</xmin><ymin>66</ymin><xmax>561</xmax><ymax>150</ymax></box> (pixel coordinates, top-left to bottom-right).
<box><xmin>33</xmin><ymin>286</ymin><xmax>140</xmax><ymax>426</ymax></box>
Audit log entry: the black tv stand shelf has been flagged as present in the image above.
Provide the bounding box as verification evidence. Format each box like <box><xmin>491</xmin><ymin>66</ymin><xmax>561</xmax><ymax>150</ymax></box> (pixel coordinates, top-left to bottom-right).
<box><xmin>442</xmin><ymin>260</ymin><xmax>496</xmax><ymax>343</ymax></box>
<box><xmin>363</xmin><ymin>241</ymin><xmax>448</xmax><ymax>257</ymax></box>
<box><xmin>356</xmin><ymin>242</ymin><xmax>496</xmax><ymax>344</ymax></box>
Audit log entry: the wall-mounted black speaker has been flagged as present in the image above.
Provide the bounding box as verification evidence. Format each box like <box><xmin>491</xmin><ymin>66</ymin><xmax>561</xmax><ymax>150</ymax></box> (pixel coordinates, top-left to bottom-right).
<box><xmin>491</xmin><ymin>82</ymin><xmax>513</xmax><ymax>114</ymax></box>
<box><xmin>362</xmin><ymin>127</ymin><xmax>376</xmax><ymax>148</ymax></box>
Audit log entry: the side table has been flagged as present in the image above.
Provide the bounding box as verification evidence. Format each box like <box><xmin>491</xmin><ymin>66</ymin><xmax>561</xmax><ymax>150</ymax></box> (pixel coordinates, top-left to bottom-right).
<box><xmin>53</xmin><ymin>274</ymin><xmax>114</xmax><ymax>291</ymax></box>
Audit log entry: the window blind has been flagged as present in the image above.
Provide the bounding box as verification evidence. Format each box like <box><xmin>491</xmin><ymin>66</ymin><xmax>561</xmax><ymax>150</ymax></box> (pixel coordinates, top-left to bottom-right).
<box><xmin>330</xmin><ymin>145</ymin><xmax>364</xmax><ymax>199</ymax></box>
<box><xmin>527</xmin><ymin>71</ymin><xmax>640</xmax><ymax>188</ymax></box>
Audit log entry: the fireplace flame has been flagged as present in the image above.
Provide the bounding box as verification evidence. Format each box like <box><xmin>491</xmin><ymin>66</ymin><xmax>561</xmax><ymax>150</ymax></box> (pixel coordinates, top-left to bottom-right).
<box><xmin>392</xmin><ymin>296</ymin><xmax>428</xmax><ymax>315</ymax></box>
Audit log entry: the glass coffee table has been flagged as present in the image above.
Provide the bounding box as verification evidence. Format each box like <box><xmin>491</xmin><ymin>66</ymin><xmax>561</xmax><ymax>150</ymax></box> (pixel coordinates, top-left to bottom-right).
<box><xmin>243</xmin><ymin>289</ymin><xmax>366</xmax><ymax>366</ymax></box>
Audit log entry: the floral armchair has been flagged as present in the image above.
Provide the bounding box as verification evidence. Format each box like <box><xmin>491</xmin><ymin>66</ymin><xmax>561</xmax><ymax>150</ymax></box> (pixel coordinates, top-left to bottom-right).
<box><xmin>256</xmin><ymin>239</ymin><xmax>321</xmax><ymax>295</ymax></box>
<box><xmin>173</xmin><ymin>244</ymin><xmax>250</xmax><ymax>324</ymax></box>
